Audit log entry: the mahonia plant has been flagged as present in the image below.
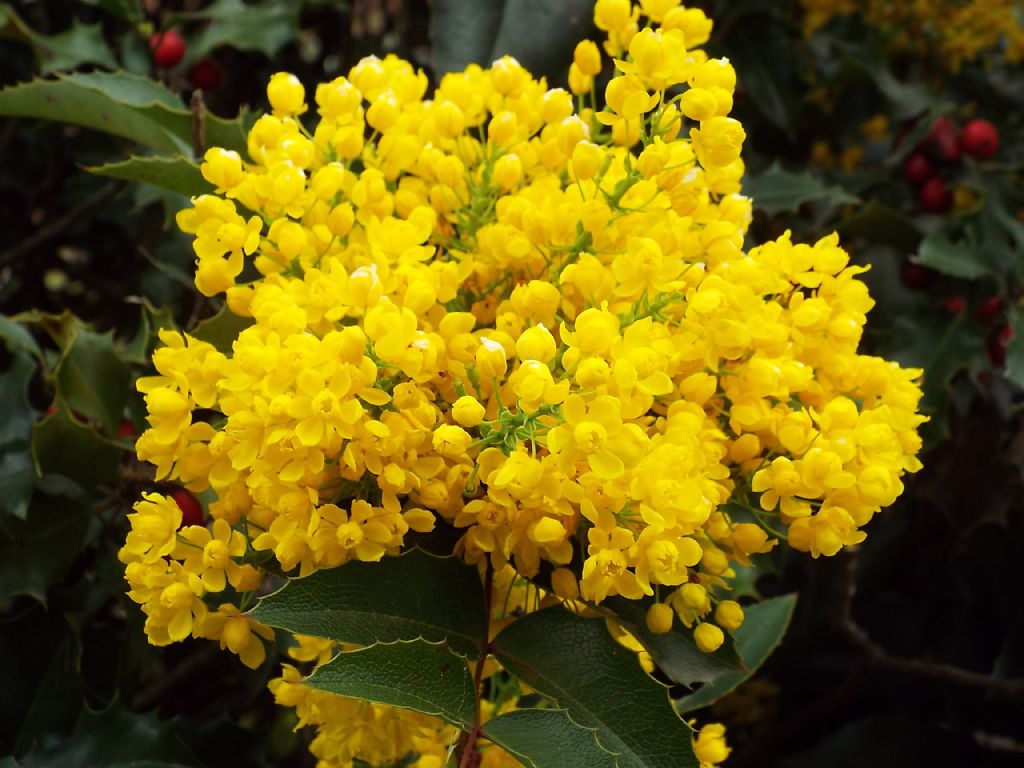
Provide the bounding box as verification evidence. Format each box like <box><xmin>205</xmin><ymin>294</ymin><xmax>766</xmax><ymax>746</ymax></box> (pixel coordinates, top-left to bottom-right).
<box><xmin>120</xmin><ymin>0</ymin><xmax>926</xmax><ymax>765</ymax></box>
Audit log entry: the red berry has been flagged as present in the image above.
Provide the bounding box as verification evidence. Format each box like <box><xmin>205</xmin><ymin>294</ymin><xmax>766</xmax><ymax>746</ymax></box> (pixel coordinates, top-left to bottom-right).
<box><xmin>116</xmin><ymin>419</ymin><xmax>137</xmax><ymax>439</ymax></box>
<box><xmin>188</xmin><ymin>57</ymin><xmax>223</xmax><ymax>91</ymax></box>
<box><xmin>961</xmin><ymin>118</ymin><xmax>999</xmax><ymax>160</ymax></box>
<box><xmin>943</xmin><ymin>296</ymin><xmax>967</xmax><ymax>313</ymax></box>
<box><xmin>903</xmin><ymin>152</ymin><xmax>935</xmax><ymax>186</ymax></box>
<box><xmin>900</xmin><ymin>258</ymin><xmax>937</xmax><ymax>290</ymax></box>
<box><xmin>924</xmin><ymin>116</ymin><xmax>961</xmax><ymax>165</ymax></box>
<box><xmin>150</xmin><ymin>29</ymin><xmax>186</xmax><ymax>69</ymax></box>
<box><xmin>974</xmin><ymin>296</ymin><xmax>1003</xmax><ymax>325</ymax></box>
<box><xmin>172</xmin><ymin>488</ymin><xmax>204</xmax><ymax>528</ymax></box>
<box><xmin>919</xmin><ymin>177</ymin><xmax>953</xmax><ymax>213</ymax></box>
<box><xmin>988</xmin><ymin>324</ymin><xmax>1014</xmax><ymax>367</ymax></box>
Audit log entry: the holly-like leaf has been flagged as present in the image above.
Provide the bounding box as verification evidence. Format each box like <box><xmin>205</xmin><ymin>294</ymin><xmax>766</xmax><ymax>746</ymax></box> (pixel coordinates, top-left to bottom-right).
<box><xmin>0</xmin><ymin>493</ymin><xmax>91</xmax><ymax>604</ymax></box>
<box><xmin>190</xmin><ymin>307</ymin><xmax>252</xmax><ymax>355</ymax></box>
<box><xmin>604</xmin><ymin>596</ymin><xmax>742</xmax><ymax>686</ymax></box>
<box><xmin>93</xmin><ymin>0</ymin><xmax>144</xmax><ymax>24</ymax></box>
<box><xmin>0</xmin><ymin>71</ymin><xmax>248</xmax><ymax>157</ymax></box>
<box><xmin>54</xmin><ymin>324</ymin><xmax>130</xmax><ymax>434</ymax></box>
<box><xmin>251</xmin><ymin>549</ymin><xmax>486</xmax><ymax>658</ymax></box>
<box><xmin>123</xmin><ymin>303</ymin><xmax>177</xmax><ymax>365</ymax></box>
<box><xmin>431</xmin><ymin>0</ymin><xmax>506</xmax><ymax>75</ymax></box>
<box><xmin>493</xmin><ymin>606</ymin><xmax>699</xmax><ymax>768</ymax></box>
<box><xmin>17</xmin><ymin>705</ymin><xmax>197</xmax><ymax>768</ymax></box>
<box><xmin>916</xmin><ymin>231</ymin><xmax>990</xmax><ymax>279</ymax></box>
<box><xmin>305</xmin><ymin>640</ymin><xmax>476</xmax><ymax>728</ymax></box>
<box><xmin>0</xmin><ymin>4</ymin><xmax>117</xmax><ymax>72</ymax></box>
<box><xmin>743</xmin><ymin>163</ymin><xmax>859</xmax><ymax>216</ymax></box>
<box><xmin>87</xmin><ymin>155</ymin><xmax>213</xmax><ymax>198</ymax></box>
<box><xmin>32</xmin><ymin>405</ymin><xmax>124</xmax><ymax>495</ymax></box>
<box><xmin>184</xmin><ymin>0</ymin><xmax>300</xmax><ymax>60</ymax></box>
<box><xmin>483</xmin><ymin>709</ymin><xmax>618</xmax><ymax>768</ymax></box>
<box><xmin>676</xmin><ymin>594</ymin><xmax>796</xmax><ymax>713</ymax></box>
<box><xmin>0</xmin><ymin>348</ymin><xmax>39</xmax><ymax>522</ymax></box>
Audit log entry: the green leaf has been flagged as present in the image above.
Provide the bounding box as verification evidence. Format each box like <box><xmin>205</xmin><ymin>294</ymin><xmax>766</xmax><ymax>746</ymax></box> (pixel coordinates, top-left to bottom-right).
<box><xmin>483</xmin><ymin>709</ymin><xmax>618</xmax><ymax>768</ymax></box>
<box><xmin>32</xmin><ymin>406</ymin><xmax>124</xmax><ymax>493</ymax></box>
<box><xmin>251</xmin><ymin>549</ymin><xmax>486</xmax><ymax>658</ymax></box>
<box><xmin>727</xmin><ymin>21</ymin><xmax>798</xmax><ymax>136</ymax></box>
<box><xmin>0</xmin><ymin>71</ymin><xmax>249</xmax><ymax>157</ymax></box>
<box><xmin>916</xmin><ymin>231</ymin><xmax>990</xmax><ymax>279</ymax></box>
<box><xmin>0</xmin><ymin>493</ymin><xmax>91</xmax><ymax>604</ymax></box>
<box><xmin>676</xmin><ymin>594</ymin><xmax>796</xmax><ymax>713</ymax></box>
<box><xmin>305</xmin><ymin>640</ymin><xmax>476</xmax><ymax>728</ymax></box>
<box><xmin>0</xmin><ymin>348</ymin><xmax>37</xmax><ymax>447</ymax></box>
<box><xmin>190</xmin><ymin>306</ymin><xmax>252</xmax><ymax>355</ymax></box>
<box><xmin>431</xmin><ymin>0</ymin><xmax>506</xmax><ymax>75</ymax></box>
<box><xmin>0</xmin><ymin>4</ymin><xmax>117</xmax><ymax>72</ymax></box>
<box><xmin>184</xmin><ymin>0</ymin><xmax>301</xmax><ymax>60</ymax></box>
<box><xmin>604</xmin><ymin>596</ymin><xmax>742</xmax><ymax>686</ymax></box>
<box><xmin>836</xmin><ymin>198</ymin><xmax>922</xmax><ymax>252</ymax></box>
<box><xmin>54</xmin><ymin>324</ymin><xmax>130</xmax><ymax>434</ymax></box>
<box><xmin>0</xmin><ymin>449</ymin><xmax>34</xmax><ymax>522</ymax></box>
<box><xmin>493</xmin><ymin>606</ymin><xmax>699</xmax><ymax>768</ymax></box>
<box><xmin>0</xmin><ymin>314</ymin><xmax>41</xmax><ymax>357</ymax></box>
<box><xmin>1003</xmin><ymin>308</ymin><xmax>1024</xmax><ymax>389</ymax></box>
<box><xmin>87</xmin><ymin>155</ymin><xmax>213</xmax><ymax>198</ymax></box>
<box><xmin>123</xmin><ymin>302</ymin><xmax>177</xmax><ymax>365</ymax></box>
<box><xmin>92</xmin><ymin>0</ymin><xmax>144</xmax><ymax>23</ymax></box>
<box><xmin>18</xmin><ymin>705</ymin><xmax>198</xmax><ymax>768</ymax></box>
<box><xmin>743</xmin><ymin>163</ymin><xmax>859</xmax><ymax>216</ymax></box>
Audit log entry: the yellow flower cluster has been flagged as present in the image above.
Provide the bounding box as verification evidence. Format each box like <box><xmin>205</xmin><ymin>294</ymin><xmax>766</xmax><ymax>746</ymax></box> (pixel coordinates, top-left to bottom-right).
<box><xmin>121</xmin><ymin>0</ymin><xmax>924</xmax><ymax>764</ymax></box>
<box><xmin>800</xmin><ymin>0</ymin><xmax>1024</xmax><ymax>70</ymax></box>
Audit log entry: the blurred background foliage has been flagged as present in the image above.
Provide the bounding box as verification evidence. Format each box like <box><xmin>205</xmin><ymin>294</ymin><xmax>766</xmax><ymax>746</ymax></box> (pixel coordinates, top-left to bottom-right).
<box><xmin>1</xmin><ymin>0</ymin><xmax>1024</xmax><ymax>766</ymax></box>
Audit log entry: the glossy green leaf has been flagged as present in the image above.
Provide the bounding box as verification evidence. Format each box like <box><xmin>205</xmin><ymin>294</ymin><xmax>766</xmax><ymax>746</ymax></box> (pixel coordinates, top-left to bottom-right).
<box><xmin>17</xmin><ymin>705</ymin><xmax>197</xmax><ymax>768</ymax></box>
<box><xmin>123</xmin><ymin>303</ymin><xmax>177</xmax><ymax>365</ymax></box>
<box><xmin>32</xmin><ymin>407</ymin><xmax>124</xmax><ymax>493</ymax></box>
<box><xmin>836</xmin><ymin>198</ymin><xmax>921</xmax><ymax>252</ymax></box>
<box><xmin>483</xmin><ymin>709</ymin><xmax>618</xmax><ymax>768</ymax></box>
<box><xmin>306</xmin><ymin>640</ymin><xmax>476</xmax><ymax>728</ymax></box>
<box><xmin>0</xmin><ymin>71</ymin><xmax>248</xmax><ymax>157</ymax></box>
<box><xmin>0</xmin><ymin>4</ymin><xmax>117</xmax><ymax>72</ymax></box>
<box><xmin>54</xmin><ymin>324</ymin><xmax>130</xmax><ymax>434</ymax></box>
<box><xmin>431</xmin><ymin>0</ymin><xmax>507</xmax><ymax>75</ymax></box>
<box><xmin>251</xmin><ymin>549</ymin><xmax>486</xmax><ymax>658</ymax></box>
<box><xmin>87</xmin><ymin>155</ymin><xmax>212</xmax><ymax>198</ymax></box>
<box><xmin>604</xmin><ymin>596</ymin><xmax>742</xmax><ymax>686</ymax></box>
<box><xmin>676</xmin><ymin>594</ymin><xmax>797</xmax><ymax>713</ymax></box>
<box><xmin>190</xmin><ymin>306</ymin><xmax>252</xmax><ymax>355</ymax></box>
<box><xmin>93</xmin><ymin>0</ymin><xmax>144</xmax><ymax>23</ymax></box>
<box><xmin>493</xmin><ymin>606</ymin><xmax>698</xmax><ymax>768</ymax></box>
<box><xmin>743</xmin><ymin>163</ymin><xmax>858</xmax><ymax>216</ymax></box>
<box><xmin>0</xmin><ymin>493</ymin><xmax>91</xmax><ymax>604</ymax></box>
<box><xmin>916</xmin><ymin>231</ymin><xmax>990</xmax><ymax>279</ymax></box>
<box><xmin>0</xmin><ymin>348</ymin><xmax>37</xmax><ymax>447</ymax></box>
<box><xmin>185</xmin><ymin>0</ymin><xmax>300</xmax><ymax>60</ymax></box>
<box><xmin>0</xmin><ymin>314</ymin><xmax>41</xmax><ymax>357</ymax></box>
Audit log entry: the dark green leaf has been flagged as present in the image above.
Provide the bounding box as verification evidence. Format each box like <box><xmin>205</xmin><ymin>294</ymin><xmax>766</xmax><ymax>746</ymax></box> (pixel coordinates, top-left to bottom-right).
<box><xmin>0</xmin><ymin>348</ymin><xmax>37</xmax><ymax>447</ymax></box>
<box><xmin>483</xmin><ymin>709</ymin><xmax>618</xmax><ymax>768</ymax></box>
<box><xmin>676</xmin><ymin>594</ymin><xmax>796</xmax><ymax>712</ymax></box>
<box><xmin>916</xmin><ymin>231</ymin><xmax>990</xmax><ymax>279</ymax></box>
<box><xmin>190</xmin><ymin>306</ymin><xmax>252</xmax><ymax>355</ymax></box>
<box><xmin>55</xmin><ymin>324</ymin><xmax>130</xmax><ymax>434</ymax></box>
<box><xmin>727</xmin><ymin>22</ymin><xmax>798</xmax><ymax>136</ymax></box>
<box><xmin>0</xmin><ymin>5</ymin><xmax>117</xmax><ymax>72</ymax></box>
<box><xmin>488</xmin><ymin>0</ymin><xmax>594</xmax><ymax>82</ymax></box>
<box><xmin>837</xmin><ymin>198</ymin><xmax>921</xmax><ymax>252</ymax></box>
<box><xmin>493</xmin><ymin>606</ymin><xmax>698</xmax><ymax>768</ymax></box>
<box><xmin>1003</xmin><ymin>308</ymin><xmax>1024</xmax><ymax>389</ymax></box>
<box><xmin>306</xmin><ymin>640</ymin><xmax>476</xmax><ymax>728</ymax></box>
<box><xmin>0</xmin><ymin>449</ymin><xmax>34</xmax><ymax>521</ymax></box>
<box><xmin>93</xmin><ymin>0</ymin><xmax>144</xmax><ymax>23</ymax></box>
<box><xmin>604</xmin><ymin>596</ymin><xmax>742</xmax><ymax>686</ymax></box>
<box><xmin>123</xmin><ymin>303</ymin><xmax>177</xmax><ymax>365</ymax></box>
<box><xmin>87</xmin><ymin>155</ymin><xmax>213</xmax><ymax>198</ymax></box>
<box><xmin>0</xmin><ymin>493</ymin><xmax>91</xmax><ymax>604</ymax></box>
<box><xmin>431</xmin><ymin>0</ymin><xmax>506</xmax><ymax>75</ymax></box>
<box><xmin>744</xmin><ymin>163</ymin><xmax>859</xmax><ymax>216</ymax></box>
<box><xmin>32</xmin><ymin>407</ymin><xmax>124</xmax><ymax>493</ymax></box>
<box><xmin>0</xmin><ymin>315</ymin><xmax>41</xmax><ymax>357</ymax></box>
<box><xmin>251</xmin><ymin>549</ymin><xmax>486</xmax><ymax>658</ymax></box>
<box><xmin>19</xmin><ymin>705</ymin><xmax>198</xmax><ymax>768</ymax></box>
<box><xmin>185</xmin><ymin>0</ymin><xmax>300</xmax><ymax>60</ymax></box>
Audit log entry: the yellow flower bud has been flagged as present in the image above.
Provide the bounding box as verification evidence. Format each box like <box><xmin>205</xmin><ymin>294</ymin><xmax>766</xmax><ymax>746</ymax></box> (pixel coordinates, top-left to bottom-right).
<box><xmin>452</xmin><ymin>395</ymin><xmax>486</xmax><ymax>427</ymax></box>
<box><xmin>594</xmin><ymin>0</ymin><xmax>633</xmax><ymax>31</ymax></box>
<box><xmin>267</xmin><ymin>72</ymin><xmax>306</xmax><ymax>116</ymax></box>
<box><xmin>646</xmin><ymin>602</ymin><xmax>674</xmax><ymax>634</ymax></box>
<box><xmin>551</xmin><ymin>567</ymin><xmax>579</xmax><ymax>600</ymax></box>
<box><xmin>475</xmin><ymin>336</ymin><xmax>508</xmax><ymax>380</ymax></box>
<box><xmin>694</xmin><ymin>622</ymin><xmax>724</xmax><ymax>653</ymax></box>
<box><xmin>568</xmin><ymin>63</ymin><xmax>593</xmax><ymax>96</ymax></box>
<box><xmin>679</xmin><ymin>582</ymin><xmax>708</xmax><ymax>610</ymax></box>
<box><xmin>492</xmin><ymin>153</ymin><xmax>523</xmax><ymax>190</ymax></box>
<box><xmin>432</xmin><ymin>424</ymin><xmax>472</xmax><ymax>460</ymax></box>
<box><xmin>516</xmin><ymin>324</ymin><xmax>557</xmax><ymax>362</ymax></box>
<box><xmin>201</xmin><ymin>148</ymin><xmax>244</xmax><ymax>191</ymax></box>
<box><xmin>715</xmin><ymin>600</ymin><xmax>744</xmax><ymax>631</ymax></box>
<box><xmin>571</xmin><ymin>140</ymin><xmax>603</xmax><ymax>181</ymax></box>
<box><xmin>701</xmin><ymin>547</ymin><xmax>729</xmax><ymax>575</ymax></box>
<box><xmin>488</xmin><ymin>111</ymin><xmax>519</xmax><ymax>147</ymax></box>
<box><xmin>573</xmin><ymin>40</ymin><xmax>602</xmax><ymax>77</ymax></box>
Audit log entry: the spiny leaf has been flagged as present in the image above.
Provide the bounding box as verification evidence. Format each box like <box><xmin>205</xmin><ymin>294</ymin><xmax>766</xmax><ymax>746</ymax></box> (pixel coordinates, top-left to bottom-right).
<box><xmin>305</xmin><ymin>640</ymin><xmax>476</xmax><ymax>729</ymax></box>
<box><xmin>183</xmin><ymin>0</ymin><xmax>300</xmax><ymax>60</ymax></box>
<box><xmin>190</xmin><ymin>307</ymin><xmax>252</xmax><ymax>356</ymax></box>
<box><xmin>251</xmin><ymin>549</ymin><xmax>486</xmax><ymax>658</ymax></box>
<box><xmin>916</xmin><ymin>231</ymin><xmax>990</xmax><ymax>280</ymax></box>
<box><xmin>0</xmin><ymin>4</ymin><xmax>117</xmax><ymax>72</ymax></box>
<box><xmin>87</xmin><ymin>155</ymin><xmax>212</xmax><ymax>198</ymax></box>
<box><xmin>32</xmin><ymin>406</ymin><xmax>124</xmax><ymax>494</ymax></box>
<box><xmin>54</xmin><ymin>323</ymin><xmax>131</xmax><ymax>434</ymax></box>
<box><xmin>493</xmin><ymin>606</ymin><xmax>699</xmax><ymax>768</ymax></box>
<box><xmin>743</xmin><ymin>163</ymin><xmax>859</xmax><ymax>216</ymax></box>
<box><xmin>483</xmin><ymin>709</ymin><xmax>618</xmax><ymax>768</ymax></box>
<box><xmin>676</xmin><ymin>594</ymin><xmax>797</xmax><ymax>713</ymax></box>
<box><xmin>604</xmin><ymin>596</ymin><xmax>742</xmax><ymax>686</ymax></box>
